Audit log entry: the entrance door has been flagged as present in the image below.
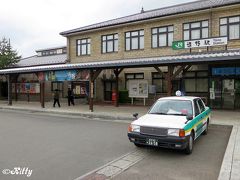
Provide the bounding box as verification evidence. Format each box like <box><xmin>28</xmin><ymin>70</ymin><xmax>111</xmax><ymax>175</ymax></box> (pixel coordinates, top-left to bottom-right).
<box><xmin>222</xmin><ymin>79</ymin><xmax>235</xmax><ymax>109</ymax></box>
<box><xmin>104</xmin><ymin>81</ymin><xmax>116</xmax><ymax>101</ymax></box>
<box><xmin>235</xmin><ymin>80</ymin><xmax>240</xmax><ymax>109</ymax></box>
<box><xmin>210</xmin><ymin>78</ymin><xmax>222</xmax><ymax>109</ymax></box>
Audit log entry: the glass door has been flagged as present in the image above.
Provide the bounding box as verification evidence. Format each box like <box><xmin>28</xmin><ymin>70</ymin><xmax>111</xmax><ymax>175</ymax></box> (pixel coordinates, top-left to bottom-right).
<box><xmin>222</xmin><ymin>79</ymin><xmax>235</xmax><ymax>109</ymax></box>
<box><xmin>209</xmin><ymin>78</ymin><xmax>222</xmax><ymax>109</ymax></box>
<box><xmin>235</xmin><ymin>80</ymin><xmax>240</xmax><ymax>109</ymax></box>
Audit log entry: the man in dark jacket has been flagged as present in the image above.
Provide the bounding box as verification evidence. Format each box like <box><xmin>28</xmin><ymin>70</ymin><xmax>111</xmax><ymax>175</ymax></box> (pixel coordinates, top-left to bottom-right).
<box><xmin>53</xmin><ymin>89</ymin><xmax>61</xmax><ymax>107</ymax></box>
<box><xmin>67</xmin><ymin>88</ymin><xmax>75</xmax><ymax>106</ymax></box>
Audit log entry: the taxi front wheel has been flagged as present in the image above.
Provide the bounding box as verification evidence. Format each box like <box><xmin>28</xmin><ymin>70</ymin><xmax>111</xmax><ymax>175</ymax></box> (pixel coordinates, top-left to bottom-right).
<box><xmin>185</xmin><ymin>133</ymin><xmax>194</xmax><ymax>155</ymax></box>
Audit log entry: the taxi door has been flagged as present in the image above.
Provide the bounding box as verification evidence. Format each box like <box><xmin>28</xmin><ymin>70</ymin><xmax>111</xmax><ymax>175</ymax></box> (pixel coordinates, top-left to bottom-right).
<box><xmin>195</xmin><ymin>98</ymin><xmax>208</xmax><ymax>138</ymax></box>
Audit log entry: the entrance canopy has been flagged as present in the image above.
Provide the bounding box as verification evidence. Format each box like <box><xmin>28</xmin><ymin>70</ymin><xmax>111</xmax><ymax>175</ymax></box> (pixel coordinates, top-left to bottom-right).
<box><xmin>1</xmin><ymin>50</ymin><xmax>240</xmax><ymax>111</ymax></box>
<box><xmin>0</xmin><ymin>50</ymin><xmax>240</xmax><ymax>74</ymax></box>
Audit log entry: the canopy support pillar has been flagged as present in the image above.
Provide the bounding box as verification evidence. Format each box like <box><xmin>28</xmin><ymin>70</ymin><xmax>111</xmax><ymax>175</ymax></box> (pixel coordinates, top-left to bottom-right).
<box><xmin>7</xmin><ymin>74</ymin><xmax>12</xmax><ymax>106</ymax></box>
<box><xmin>113</xmin><ymin>68</ymin><xmax>124</xmax><ymax>107</ymax></box>
<box><xmin>89</xmin><ymin>69</ymin><xmax>102</xmax><ymax>112</ymax></box>
<box><xmin>40</xmin><ymin>82</ymin><xmax>45</xmax><ymax>108</ymax></box>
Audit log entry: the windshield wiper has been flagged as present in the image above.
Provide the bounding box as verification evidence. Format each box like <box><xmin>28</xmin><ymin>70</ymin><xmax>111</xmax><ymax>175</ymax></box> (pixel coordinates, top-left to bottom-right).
<box><xmin>167</xmin><ymin>113</ymin><xmax>186</xmax><ymax>116</ymax></box>
<box><xmin>149</xmin><ymin>112</ymin><xmax>167</xmax><ymax>115</ymax></box>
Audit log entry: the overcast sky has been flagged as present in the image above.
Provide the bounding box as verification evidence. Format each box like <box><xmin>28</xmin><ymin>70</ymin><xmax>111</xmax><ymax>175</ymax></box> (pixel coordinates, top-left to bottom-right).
<box><xmin>0</xmin><ymin>0</ymin><xmax>197</xmax><ymax>58</ymax></box>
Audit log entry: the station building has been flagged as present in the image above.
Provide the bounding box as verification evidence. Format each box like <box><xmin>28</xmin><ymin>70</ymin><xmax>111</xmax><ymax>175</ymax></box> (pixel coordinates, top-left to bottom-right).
<box><xmin>0</xmin><ymin>46</ymin><xmax>67</xmax><ymax>101</ymax></box>
<box><xmin>0</xmin><ymin>0</ymin><xmax>240</xmax><ymax>110</ymax></box>
<box><xmin>59</xmin><ymin>0</ymin><xmax>240</xmax><ymax>109</ymax></box>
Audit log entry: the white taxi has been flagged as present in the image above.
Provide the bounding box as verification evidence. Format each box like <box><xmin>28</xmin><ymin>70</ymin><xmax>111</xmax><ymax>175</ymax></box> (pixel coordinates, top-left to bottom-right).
<box><xmin>128</xmin><ymin>96</ymin><xmax>211</xmax><ymax>154</ymax></box>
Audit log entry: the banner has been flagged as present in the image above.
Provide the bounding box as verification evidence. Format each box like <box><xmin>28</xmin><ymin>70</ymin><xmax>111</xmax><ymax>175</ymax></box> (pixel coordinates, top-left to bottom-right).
<box><xmin>44</xmin><ymin>70</ymin><xmax>77</xmax><ymax>81</ymax></box>
<box><xmin>38</xmin><ymin>70</ymin><xmax>89</xmax><ymax>81</ymax></box>
<box><xmin>12</xmin><ymin>83</ymin><xmax>40</xmax><ymax>94</ymax></box>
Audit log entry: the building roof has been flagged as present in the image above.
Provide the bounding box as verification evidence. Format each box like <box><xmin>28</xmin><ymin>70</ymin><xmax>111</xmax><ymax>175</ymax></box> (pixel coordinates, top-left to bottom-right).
<box><xmin>60</xmin><ymin>0</ymin><xmax>240</xmax><ymax>36</ymax></box>
<box><xmin>35</xmin><ymin>46</ymin><xmax>66</xmax><ymax>52</ymax></box>
<box><xmin>0</xmin><ymin>50</ymin><xmax>239</xmax><ymax>74</ymax></box>
<box><xmin>16</xmin><ymin>54</ymin><xmax>67</xmax><ymax>67</ymax></box>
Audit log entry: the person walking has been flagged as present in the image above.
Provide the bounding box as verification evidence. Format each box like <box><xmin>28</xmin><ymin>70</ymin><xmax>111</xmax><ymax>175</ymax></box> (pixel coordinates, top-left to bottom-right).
<box><xmin>53</xmin><ymin>89</ymin><xmax>61</xmax><ymax>107</ymax></box>
<box><xmin>67</xmin><ymin>88</ymin><xmax>75</xmax><ymax>106</ymax></box>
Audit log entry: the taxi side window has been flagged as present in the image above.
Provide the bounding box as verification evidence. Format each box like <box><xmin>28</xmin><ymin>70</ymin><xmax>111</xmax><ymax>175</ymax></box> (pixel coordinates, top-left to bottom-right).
<box><xmin>194</xmin><ymin>100</ymin><xmax>200</xmax><ymax>116</ymax></box>
<box><xmin>197</xmin><ymin>99</ymin><xmax>205</xmax><ymax>113</ymax></box>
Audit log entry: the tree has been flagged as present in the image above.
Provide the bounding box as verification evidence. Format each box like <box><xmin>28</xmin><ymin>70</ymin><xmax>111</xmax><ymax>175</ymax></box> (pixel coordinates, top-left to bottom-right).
<box><xmin>0</xmin><ymin>37</ymin><xmax>21</xmax><ymax>69</ymax></box>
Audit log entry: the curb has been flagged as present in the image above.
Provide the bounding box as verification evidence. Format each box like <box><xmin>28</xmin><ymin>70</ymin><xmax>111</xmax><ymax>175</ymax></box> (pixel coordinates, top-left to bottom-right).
<box><xmin>218</xmin><ymin>126</ymin><xmax>238</xmax><ymax>180</ymax></box>
<box><xmin>0</xmin><ymin>106</ymin><xmax>133</xmax><ymax>121</ymax></box>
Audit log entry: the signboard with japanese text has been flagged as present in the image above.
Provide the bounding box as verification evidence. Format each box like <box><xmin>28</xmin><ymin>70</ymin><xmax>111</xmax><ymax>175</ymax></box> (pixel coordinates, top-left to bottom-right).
<box><xmin>129</xmin><ymin>80</ymin><xmax>148</xmax><ymax>98</ymax></box>
<box><xmin>172</xmin><ymin>37</ymin><xmax>228</xmax><ymax>50</ymax></box>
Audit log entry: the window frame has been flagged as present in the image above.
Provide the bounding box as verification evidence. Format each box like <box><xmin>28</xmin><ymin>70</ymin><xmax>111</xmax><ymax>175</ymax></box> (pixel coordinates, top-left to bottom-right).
<box><xmin>194</xmin><ymin>99</ymin><xmax>201</xmax><ymax>117</ymax></box>
<box><xmin>101</xmin><ymin>33</ymin><xmax>118</xmax><ymax>53</ymax></box>
<box><xmin>220</xmin><ymin>15</ymin><xmax>240</xmax><ymax>40</ymax></box>
<box><xmin>184</xmin><ymin>71</ymin><xmax>208</xmax><ymax>93</ymax></box>
<box><xmin>125</xmin><ymin>30</ymin><xmax>144</xmax><ymax>51</ymax></box>
<box><xmin>183</xmin><ymin>20</ymin><xmax>209</xmax><ymax>40</ymax></box>
<box><xmin>151</xmin><ymin>25</ymin><xmax>174</xmax><ymax>48</ymax></box>
<box><xmin>76</xmin><ymin>38</ymin><xmax>91</xmax><ymax>56</ymax></box>
<box><xmin>197</xmin><ymin>98</ymin><xmax>206</xmax><ymax>113</ymax></box>
<box><xmin>125</xmin><ymin>73</ymin><xmax>144</xmax><ymax>89</ymax></box>
<box><xmin>152</xmin><ymin>72</ymin><xmax>167</xmax><ymax>93</ymax></box>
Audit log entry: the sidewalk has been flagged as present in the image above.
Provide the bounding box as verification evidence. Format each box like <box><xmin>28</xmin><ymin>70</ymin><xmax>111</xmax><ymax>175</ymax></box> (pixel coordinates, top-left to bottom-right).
<box><xmin>0</xmin><ymin>100</ymin><xmax>239</xmax><ymax>180</ymax></box>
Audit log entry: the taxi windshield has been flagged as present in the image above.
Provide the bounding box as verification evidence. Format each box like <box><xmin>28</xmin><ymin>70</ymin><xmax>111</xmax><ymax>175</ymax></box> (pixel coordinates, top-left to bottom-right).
<box><xmin>149</xmin><ymin>99</ymin><xmax>193</xmax><ymax>116</ymax></box>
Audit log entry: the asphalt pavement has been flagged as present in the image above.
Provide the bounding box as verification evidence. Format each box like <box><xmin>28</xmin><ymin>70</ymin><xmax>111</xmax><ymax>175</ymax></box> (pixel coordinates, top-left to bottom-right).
<box><xmin>114</xmin><ymin>125</ymin><xmax>232</xmax><ymax>180</ymax></box>
<box><xmin>0</xmin><ymin>109</ymin><xmax>135</xmax><ymax>180</ymax></box>
<box><xmin>0</xmin><ymin>109</ymin><xmax>232</xmax><ymax>180</ymax></box>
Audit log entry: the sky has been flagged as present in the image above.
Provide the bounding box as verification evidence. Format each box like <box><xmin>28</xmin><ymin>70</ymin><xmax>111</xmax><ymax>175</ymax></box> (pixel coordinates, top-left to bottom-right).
<box><xmin>0</xmin><ymin>0</ymin><xmax>197</xmax><ymax>58</ymax></box>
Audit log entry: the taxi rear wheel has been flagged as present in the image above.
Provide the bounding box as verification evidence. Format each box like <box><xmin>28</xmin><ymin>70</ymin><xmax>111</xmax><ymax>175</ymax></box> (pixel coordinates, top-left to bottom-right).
<box><xmin>185</xmin><ymin>133</ymin><xmax>194</xmax><ymax>155</ymax></box>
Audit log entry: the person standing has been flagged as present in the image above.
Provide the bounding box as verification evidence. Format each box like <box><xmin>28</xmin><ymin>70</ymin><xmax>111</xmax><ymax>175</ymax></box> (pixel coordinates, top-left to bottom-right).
<box><xmin>53</xmin><ymin>89</ymin><xmax>61</xmax><ymax>107</ymax></box>
<box><xmin>67</xmin><ymin>88</ymin><xmax>75</xmax><ymax>106</ymax></box>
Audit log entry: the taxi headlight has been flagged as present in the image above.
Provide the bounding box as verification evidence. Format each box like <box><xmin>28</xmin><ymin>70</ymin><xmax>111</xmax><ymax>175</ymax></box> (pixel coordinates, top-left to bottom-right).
<box><xmin>167</xmin><ymin>129</ymin><xmax>179</xmax><ymax>136</ymax></box>
<box><xmin>131</xmin><ymin>125</ymin><xmax>140</xmax><ymax>133</ymax></box>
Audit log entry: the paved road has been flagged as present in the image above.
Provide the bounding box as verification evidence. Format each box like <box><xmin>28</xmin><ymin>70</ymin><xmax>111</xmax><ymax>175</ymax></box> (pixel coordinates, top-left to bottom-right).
<box><xmin>0</xmin><ymin>110</ymin><xmax>135</xmax><ymax>180</ymax></box>
<box><xmin>0</xmin><ymin>110</ymin><xmax>232</xmax><ymax>180</ymax></box>
<box><xmin>114</xmin><ymin>125</ymin><xmax>232</xmax><ymax>180</ymax></box>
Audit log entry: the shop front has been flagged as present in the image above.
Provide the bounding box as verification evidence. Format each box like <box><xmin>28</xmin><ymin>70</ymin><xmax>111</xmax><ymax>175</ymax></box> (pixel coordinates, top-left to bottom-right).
<box><xmin>210</xmin><ymin>67</ymin><xmax>240</xmax><ymax>109</ymax></box>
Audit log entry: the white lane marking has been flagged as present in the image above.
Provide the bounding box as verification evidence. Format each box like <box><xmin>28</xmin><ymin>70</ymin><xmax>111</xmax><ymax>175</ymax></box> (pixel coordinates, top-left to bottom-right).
<box><xmin>74</xmin><ymin>150</ymin><xmax>146</xmax><ymax>180</ymax></box>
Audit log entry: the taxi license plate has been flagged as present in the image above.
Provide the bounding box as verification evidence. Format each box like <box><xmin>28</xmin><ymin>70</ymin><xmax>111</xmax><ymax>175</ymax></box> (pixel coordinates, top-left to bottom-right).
<box><xmin>146</xmin><ymin>138</ymin><xmax>158</xmax><ymax>146</ymax></box>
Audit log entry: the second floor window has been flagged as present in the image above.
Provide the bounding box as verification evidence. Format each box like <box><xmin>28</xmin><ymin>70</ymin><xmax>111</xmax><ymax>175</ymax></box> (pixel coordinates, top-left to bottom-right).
<box><xmin>220</xmin><ymin>16</ymin><xmax>240</xmax><ymax>40</ymax></box>
<box><xmin>152</xmin><ymin>25</ymin><xmax>174</xmax><ymax>48</ymax></box>
<box><xmin>102</xmin><ymin>34</ymin><xmax>118</xmax><ymax>53</ymax></box>
<box><xmin>125</xmin><ymin>30</ymin><xmax>144</xmax><ymax>51</ymax></box>
<box><xmin>76</xmin><ymin>38</ymin><xmax>91</xmax><ymax>56</ymax></box>
<box><xmin>184</xmin><ymin>20</ymin><xmax>209</xmax><ymax>40</ymax></box>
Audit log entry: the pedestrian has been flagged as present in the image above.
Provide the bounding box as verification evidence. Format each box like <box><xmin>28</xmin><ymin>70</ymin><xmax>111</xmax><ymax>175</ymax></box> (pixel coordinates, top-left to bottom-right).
<box><xmin>53</xmin><ymin>89</ymin><xmax>61</xmax><ymax>107</ymax></box>
<box><xmin>67</xmin><ymin>88</ymin><xmax>75</xmax><ymax>106</ymax></box>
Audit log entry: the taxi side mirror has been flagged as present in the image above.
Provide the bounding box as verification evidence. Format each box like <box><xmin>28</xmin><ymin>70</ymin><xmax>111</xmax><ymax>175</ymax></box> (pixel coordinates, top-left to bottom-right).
<box><xmin>185</xmin><ymin>114</ymin><xmax>193</xmax><ymax>124</ymax></box>
<box><xmin>186</xmin><ymin>114</ymin><xmax>193</xmax><ymax>121</ymax></box>
<box><xmin>133</xmin><ymin>113</ymin><xmax>138</xmax><ymax>119</ymax></box>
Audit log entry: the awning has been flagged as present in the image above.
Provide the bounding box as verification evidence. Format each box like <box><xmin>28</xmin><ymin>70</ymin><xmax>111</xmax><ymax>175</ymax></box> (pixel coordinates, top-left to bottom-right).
<box><xmin>0</xmin><ymin>50</ymin><xmax>240</xmax><ymax>74</ymax></box>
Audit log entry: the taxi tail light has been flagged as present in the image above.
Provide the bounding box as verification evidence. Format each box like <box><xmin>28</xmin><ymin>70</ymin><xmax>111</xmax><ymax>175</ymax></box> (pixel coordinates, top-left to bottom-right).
<box><xmin>179</xmin><ymin>129</ymin><xmax>185</xmax><ymax>137</ymax></box>
<box><xmin>128</xmin><ymin>124</ymin><xmax>132</xmax><ymax>132</ymax></box>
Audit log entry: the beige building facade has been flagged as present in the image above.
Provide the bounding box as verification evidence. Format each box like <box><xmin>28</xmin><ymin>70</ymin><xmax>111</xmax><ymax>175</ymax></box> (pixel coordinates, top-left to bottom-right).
<box><xmin>60</xmin><ymin>0</ymin><xmax>240</xmax><ymax>108</ymax></box>
<box><xmin>60</xmin><ymin>0</ymin><xmax>240</xmax><ymax>109</ymax></box>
